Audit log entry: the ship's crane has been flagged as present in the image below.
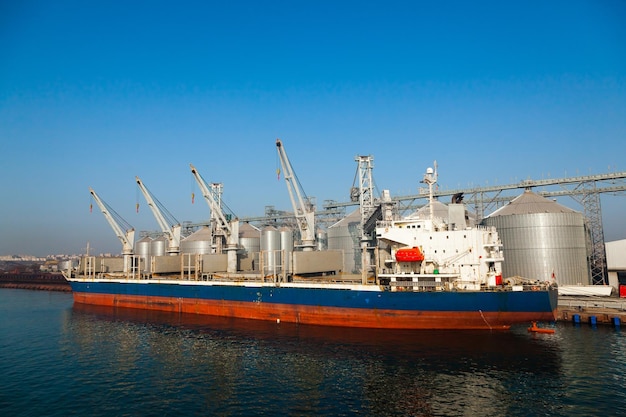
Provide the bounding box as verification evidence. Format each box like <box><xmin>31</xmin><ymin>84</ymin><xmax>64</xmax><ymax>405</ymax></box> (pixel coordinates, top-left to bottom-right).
<box><xmin>135</xmin><ymin>176</ymin><xmax>182</xmax><ymax>255</ymax></box>
<box><xmin>89</xmin><ymin>187</ymin><xmax>135</xmax><ymax>272</ymax></box>
<box><xmin>275</xmin><ymin>138</ymin><xmax>315</xmax><ymax>251</ymax></box>
<box><xmin>87</xmin><ymin>188</ymin><xmax>137</xmax><ymax>273</ymax></box>
<box><xmin>189</xmin><ymin>164</ymin><xmax>240</xmax><ymax>273</ymax></box>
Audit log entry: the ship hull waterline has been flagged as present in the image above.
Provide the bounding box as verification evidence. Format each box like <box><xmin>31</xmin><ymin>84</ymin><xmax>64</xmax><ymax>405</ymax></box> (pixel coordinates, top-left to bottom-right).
<box><xmin>68</xmin><ymin>280</ymin><xmax>558</xmax><ymax>330</ymax></box>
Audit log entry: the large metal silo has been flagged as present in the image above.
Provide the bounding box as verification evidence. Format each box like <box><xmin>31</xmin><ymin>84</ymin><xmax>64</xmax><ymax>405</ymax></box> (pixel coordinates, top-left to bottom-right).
<box><xmin>279</xmin><ymin>226</ymin><xmax>294</xmax><ymax>272</ymax></box>
<box><xmin>279</xmin><ymin>227</ymin><xmax>294</xmax><ymax>251</ymax></box>
<box><xmin>412</xmin><ymin>198</ymin><xmax>477</xmax><ymax>227</ymax></box>
<box><xmin>181</xmin><ymin>226</ymin><xmax>213</xmax><ymax>254</ymax></box>
<box><xmin>483</xmin><ymin>190</ymin><xmax>589</xmax><ymax>285</ymax></box>
<box><xmin>239</xmin><ymin>222</ymin><xmax>261</xmax><ymax>255</ymax></box>
<box><xmin>327</xmin><ymin>209</ymin><xmax>361</xmax><ymax>274</ymax></box>
<box><xmin>136</xmin><ymin>236</ymin><xmax>152</xmax><ymax>272</ymax></box>
<box><xmin>150</xmin><ymin>235</ymin><xmax>167</xmax><ymax>257</ymax></box>
<box><xmin>316</xmin><ymin>229</ymin><xmax>328</xmax><ymax>251</ymax></box>
<box><xmin>238</xmin><ymin>222</ymin><xmax>260</xmax><ymax>271</ymax></box>
<box><xmin>261</xmin><ymin>226</ymin><xmax>281</xmax><ymax>273</ymax></box>
<box><xmin>413</xmin><ymin>199</ymin><xmax>451</xmax><ymax>221</ymax></box>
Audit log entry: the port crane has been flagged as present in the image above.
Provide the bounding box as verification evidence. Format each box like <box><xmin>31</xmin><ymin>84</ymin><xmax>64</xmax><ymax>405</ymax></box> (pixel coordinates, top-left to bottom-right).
<box><xmin>190</xmin><ymin>164</ymin><xmax>239</xmax><ymax>273</ymax></box>
<box><xmin>275</xmin><ymin>138</ymin><xmax>316</xmax><ymax>251</ymax></box>
<box><xmin>88</xmin><ymin>187</ymin><xmax>135</xmax><ymax>272</ymax></box>
<box><xmin>135</xmin><ymin>176</ymin><xmax>182</xmax><ymax>255</ymax></box>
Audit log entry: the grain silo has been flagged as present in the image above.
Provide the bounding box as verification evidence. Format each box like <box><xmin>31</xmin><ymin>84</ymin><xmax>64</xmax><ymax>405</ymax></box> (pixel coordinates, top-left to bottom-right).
<box><xmin>136</xmin><ymin>236</ymin><xmax>152</xmax><ymax>272</ymax></box>
<box><xmin>316</xmin><ymin>229</ymin><xmax>328</xmax><ymax>250</ymax></box>
<box><xmin>181</xmin><ymin>226</ymin><xmax>213</xmax><ymax>254</ymax></box>
<box><xmin>412</xmin><ymin>199</ymin><xmax>453</xmax><ymax>221</ymax></box>
<box><xmin>261</xmin><ymin>226</ymin><xmax>281</xmax><ymax>273</ymax></box>
<box><xmin>239</xmin><ymin>222</ymin><xmax>260</xmax><ymax>271</ymax></box>
<box><xmin>327</xmin><ymin>209</ymin><xmax>361</xmax><ymax>274</ymax></box>
<box><xmin>279</xmin><ymin>226</ymin><xmax>294</xmax><ymax>271</ymax></box>
<box><xmin>150</xmin><ymin>235</ymin><xmax>167</xmax><ymax>257</ymax></box>
<box><xmin>279</xmin><ymin>226</ymin><xmax>294</xmax><ymax>252</ymax></box>
<box><xmin>483</xmin><ymin>190</ymin><xmax>589</xmax><ymax>285</ymax></box>
<box><xmin>239</xmin><ymin>222</ymin><xmax>261</xmax><ymax>255</ymax></box>
<box><xmin>411</xmin><ymin>198</ymin><xmax>477</xmax><ymax>227</ymax></box>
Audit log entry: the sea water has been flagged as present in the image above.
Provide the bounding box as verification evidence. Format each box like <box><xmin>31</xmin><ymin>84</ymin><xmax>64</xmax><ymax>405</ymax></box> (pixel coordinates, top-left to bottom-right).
<box><xmin>1</xmin><ymin>289</ymin><xmax>625</xmax><ymax>416</ymax></box>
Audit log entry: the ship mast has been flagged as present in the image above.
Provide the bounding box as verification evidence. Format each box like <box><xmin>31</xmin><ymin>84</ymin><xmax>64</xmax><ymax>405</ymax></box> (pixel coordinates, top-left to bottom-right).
<box><xmin>422</xmin><ymin>161</ymin><xmax>438</xmax><ymax>227</ymax></box>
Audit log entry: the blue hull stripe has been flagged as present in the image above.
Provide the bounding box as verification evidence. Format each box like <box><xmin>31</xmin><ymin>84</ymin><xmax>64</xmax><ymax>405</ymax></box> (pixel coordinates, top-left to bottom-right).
<box><xmin>70</xmin><ymin>282</ymin><xmax>558</xmax><ymax>314</ymax></box>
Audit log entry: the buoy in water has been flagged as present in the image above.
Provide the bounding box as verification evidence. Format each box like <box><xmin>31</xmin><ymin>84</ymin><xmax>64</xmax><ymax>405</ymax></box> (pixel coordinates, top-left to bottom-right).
<box><xmin>528</xmin><ymin>321</ymin><xmax>555</xmax><ymax>334</ymax></box>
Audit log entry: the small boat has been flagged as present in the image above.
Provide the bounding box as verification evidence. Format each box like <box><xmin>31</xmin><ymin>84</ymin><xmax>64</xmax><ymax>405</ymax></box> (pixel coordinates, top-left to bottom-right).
<box><xmin>527</xmin><ymin>322</ymin><xmax>555</xmax><ymax>334</ymax></box>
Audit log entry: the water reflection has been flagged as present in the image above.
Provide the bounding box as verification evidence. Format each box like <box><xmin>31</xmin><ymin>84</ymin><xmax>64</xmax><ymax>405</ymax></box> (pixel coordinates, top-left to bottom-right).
<box><xmin>65</xmin><ymin>304</ymin><xmax>564</xmax><ymax>416</ymax></box>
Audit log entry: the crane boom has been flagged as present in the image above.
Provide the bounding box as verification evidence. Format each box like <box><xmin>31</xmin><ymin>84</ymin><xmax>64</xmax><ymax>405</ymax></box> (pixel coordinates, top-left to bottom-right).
<box><xmin>190</xmin><ymin>164</ymin><xmax>239</xmax><ymax>272</ymax></box>
<box><xmin>275</xmin><ymin>139</ymin><xmax>315</xmax><ymax>250</ymax></box>
<box><xmin>89</xmin><ymin>187</ymin><xmax>135</xmax><ymax>255</ymax></box>
<box><xmin>135</xmin><ymin>176</ymin><xmax>181</xmax><ymax>254</ymax></box>
<box><xmin>190</xmin><ymin>164</ymin><xmax>233</xmax><ymax>240</ymax></box>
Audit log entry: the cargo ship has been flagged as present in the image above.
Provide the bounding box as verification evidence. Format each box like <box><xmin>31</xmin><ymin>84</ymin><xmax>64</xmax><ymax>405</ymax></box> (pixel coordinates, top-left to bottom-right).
<box><xmin>64</xmin><ymin>156</ymin><xmax>557</xmax><ymax>330</ymax></box>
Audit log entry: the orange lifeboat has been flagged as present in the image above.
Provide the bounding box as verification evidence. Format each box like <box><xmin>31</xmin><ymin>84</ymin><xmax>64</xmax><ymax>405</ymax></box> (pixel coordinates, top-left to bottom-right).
<box><xmin>395</xmin><ymin>247</ymin><xmax>425</xmax><ymax>262</ymax></box>
<box><xmin>527</xmin><ymin>322</ymin><xmax>555</xmax><ymax>334</ymax></box>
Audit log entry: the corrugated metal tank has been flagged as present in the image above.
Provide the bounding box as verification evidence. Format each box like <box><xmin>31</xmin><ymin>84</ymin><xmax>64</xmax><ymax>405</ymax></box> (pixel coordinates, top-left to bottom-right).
<box><xmin>483</xmin><ymin>190</ymin><xmax>589</xmax><ymax>285</ymax></box>
<box><xmin>181</xmin><ymin>226</ymin><xmax>213</xmax><ymax>254</ymax></box>
<box><xmin>239</xmin><ymin>222</ymin><xmax>261</xmax><ymax>255</ymax></box>
<box><xmin>136</xmin><ymin>236</ymin><xmax>152</xmax><ymax>272</ymax></box>
<box><xmin>327</xmin><ymin>209</ymin><xmax>361</xmax><ymax>274</ymax></box>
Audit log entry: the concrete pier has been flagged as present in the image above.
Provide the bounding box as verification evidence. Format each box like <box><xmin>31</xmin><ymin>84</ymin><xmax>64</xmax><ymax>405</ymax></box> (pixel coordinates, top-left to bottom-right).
<box><xmin>558</xmin><ymin>296</ymin><xmax>626</xmax><ymax>325</ymax></box>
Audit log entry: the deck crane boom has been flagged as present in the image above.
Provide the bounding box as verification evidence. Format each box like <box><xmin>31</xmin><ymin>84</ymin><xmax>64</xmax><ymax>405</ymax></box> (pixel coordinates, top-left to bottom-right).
<box><xmin>189</xmin><ymin>164</ymin><xmax>239</xmax><ymax>273</ymax></box>
<box><xmin>89</xmin><ymin>187</ymin><xmax>135</xmax><ymax>255</ymax></box>
<box><xmin>135</xmin><ymin>176</ymin><xmax>182</xmax><ymax>255</ymax></box>
<box><xmin>89</xmin><ymin>187</ymin><xmax>135</xmax><ymax>273</ymax></box>
<box><xmin>275</xmin><ymin>138</ymin><xmax>316</xmax><ymax>251</ymax></box>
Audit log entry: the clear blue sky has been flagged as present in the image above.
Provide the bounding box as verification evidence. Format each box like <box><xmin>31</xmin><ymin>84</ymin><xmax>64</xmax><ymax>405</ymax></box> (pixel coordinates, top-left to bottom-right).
<box><xmin>1</xmin><ymin>0</ymin><xmax>625</xmax><ymax>256</ymax></box>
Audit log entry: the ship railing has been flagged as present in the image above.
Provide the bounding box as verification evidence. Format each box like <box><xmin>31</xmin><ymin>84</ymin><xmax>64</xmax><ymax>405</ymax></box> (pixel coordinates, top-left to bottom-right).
<box><xmin>521</xmin><ymin>283</ymin><xmax>551</xmax><ymax>291</ymax></box>
<box><xmin>390</xmin><ymin>280</ymin><xmax>439</xmax><ymax>289</ymax></box>
<box><xmin>387</xmin><ymin>275</ymin><xmax>454</xmax><ymax>291</ymax></box>
<box><xmin>259</xmin><ymin>250</ymin><xmax>288</xmax><ymax>283</ymax></box>
<box><xmin>180</xmin><ymin>253</ymin><xmax>196</xmax><ymax>281</ymax></box>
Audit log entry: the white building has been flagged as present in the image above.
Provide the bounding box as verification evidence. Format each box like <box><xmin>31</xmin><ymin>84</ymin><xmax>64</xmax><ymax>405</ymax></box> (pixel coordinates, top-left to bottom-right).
<box><xmin>606</xmin><ymin>239</ymin><xmax>626</xmax><ymax>295</ymax></box>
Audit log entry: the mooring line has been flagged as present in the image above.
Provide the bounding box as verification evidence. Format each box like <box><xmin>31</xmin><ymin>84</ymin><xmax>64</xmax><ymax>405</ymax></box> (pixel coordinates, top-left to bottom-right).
<box><xmin>479</xmin><ymin>309</ymin><xmax>492</xmax><ymax>331</ymax></box>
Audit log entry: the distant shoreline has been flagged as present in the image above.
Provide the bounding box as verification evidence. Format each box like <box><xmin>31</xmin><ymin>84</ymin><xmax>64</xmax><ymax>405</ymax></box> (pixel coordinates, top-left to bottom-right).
<box><xmin>0</xmin><ymin>273</ymin><xmax>71</xmax><ymax>292</ymax></box>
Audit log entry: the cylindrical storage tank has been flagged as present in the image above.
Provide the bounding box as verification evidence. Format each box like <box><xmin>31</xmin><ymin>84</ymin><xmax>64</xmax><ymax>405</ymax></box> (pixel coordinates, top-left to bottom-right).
<box><xmin>327</xmin><ymin>209</ymin><xmax>361</xmax><ymax>274</ymax></box>
<box><xmin>483</xmin><ymin>190</ymin><xmax>589</xmax><ymax>285</ymax></box>
<box><xmin>279</xmin><ymin>226</ymin><xmax>294</xmax><ymax>272</ymax></box>
<box><xmin>279</xmin><ymin>227</ymin><xmax>294</xmax><ymax>252</ymax></box>
<box><xmin>136</xmin><ymin>236</ymin><xmax>152</xmax><ymax>273</ymax></box>
<box><xmin>150</xmin><ymin>235</ymin><xmax>167</xmax><ymax>258</ymax></box>
<box><xmin>239</xmin><ymin>222</ymin><xmax>261</xmax><ymax>271</ymax></box>
<box><xmin>261</xmin><ymin>226</ymin><xmax>281</xmax><ymax>273</ymax></box>
<box><xmin>316</xmin><ymin>229</ymin><xmax>328</xmax><ymax>251</ymax></box>
<box><xmin>181</xmin><ymin>226</ymin><xmax>213</xmax><ymax>254</ymax></box>
<box><xmin>58</xmin><ymin>259</ymin><xmax>77</xmax><ymax>272</ymax></box>
<box><xmin>239</xmin><ymin>222</ymin><xmax>261</xmax><ymax>255</ymax></box>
